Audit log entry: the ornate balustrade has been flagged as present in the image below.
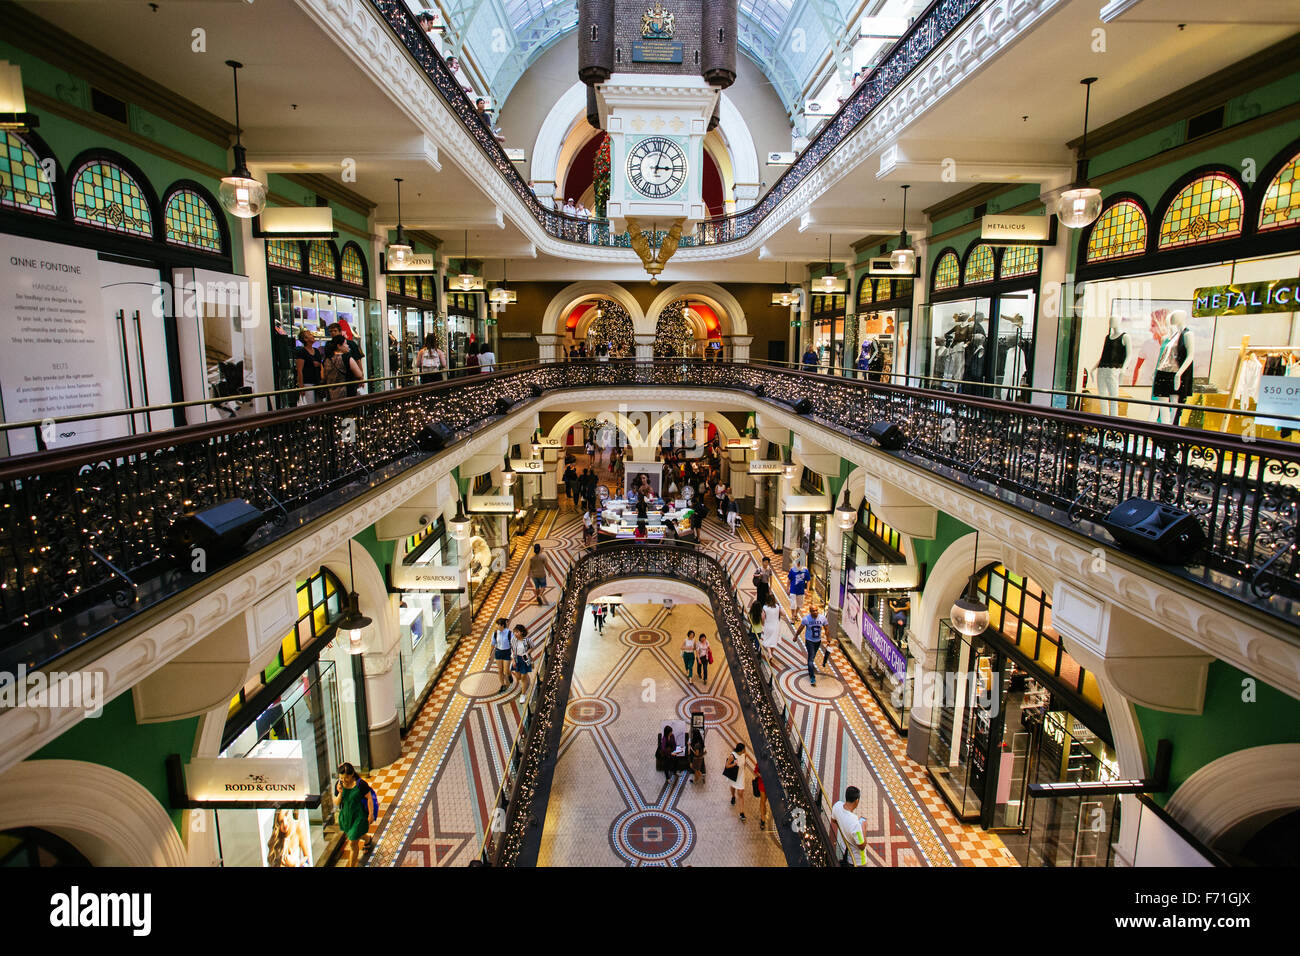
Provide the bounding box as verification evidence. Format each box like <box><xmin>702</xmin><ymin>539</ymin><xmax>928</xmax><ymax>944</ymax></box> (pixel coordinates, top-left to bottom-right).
<box><xmin>497</xmin><ymin>540</ymin><xmax>833</xmax><ymax>867</ymax></box>
<box><xmin>367</xmin><ymin>0</ymin><xmax>982</xmax><ymax>248</ymax></box>
<box><xmin>2</xmin><ymin>360</ymin><xmax>1297</xmax><ymax>670</ymax></box>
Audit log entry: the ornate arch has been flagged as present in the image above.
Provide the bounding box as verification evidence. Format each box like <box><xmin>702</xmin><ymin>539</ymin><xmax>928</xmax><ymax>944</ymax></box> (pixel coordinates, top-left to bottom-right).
<box><xmin>0</xmin><ymin>760</ymin><xmax>187</xmax><ymax>866</ymax></box>
<box><xmin>543</xmin><ymin>280</ymin><xmax>645</xmax><ymax>337</ymax></box>
<box><xmin>1165</xmin><ymin>744</ymin><xmax>1300</xmax><ymax>852</ymax></box>
<box><xmin>161</xmin><ymin>180</ymin><xmax>229</xmax><ymax>255</ymax></box>
<box><xmin>543</xmin><ymin>408</ymin><xmax>649</xmax><ymax>449</ymax></box>
<box><xmin>645</xmin><ymin>281</ymin><xmax>747</xmax><ymax>337</ymax></box>
<box><xmin>643</xmin><ymin>410</ymin><xmax>742</xmax><ymax>449</ymax></box>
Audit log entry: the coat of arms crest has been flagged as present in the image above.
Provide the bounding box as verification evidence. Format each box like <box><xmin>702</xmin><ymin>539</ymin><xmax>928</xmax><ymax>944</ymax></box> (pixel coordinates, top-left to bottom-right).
<box><xmin>641</xmin><ymin>3</ymin><xmax>675</xmax><ymax>39</ymax></box>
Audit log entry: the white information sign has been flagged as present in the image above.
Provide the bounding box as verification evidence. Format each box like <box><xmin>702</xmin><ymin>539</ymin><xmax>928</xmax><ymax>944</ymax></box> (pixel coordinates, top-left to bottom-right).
<box><xmin>1256</xmin><ymin>375</ymin><xmax>1300</xmax><ymax>430</ymax></box>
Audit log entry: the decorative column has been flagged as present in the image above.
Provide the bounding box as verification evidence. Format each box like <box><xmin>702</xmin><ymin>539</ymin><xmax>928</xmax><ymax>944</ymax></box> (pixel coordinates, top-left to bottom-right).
<box><xmin>734</xmin><ymin>182</ymin><xmax>759</xmax><ymax>212</ymax></box>
<box><xmin>533</xmin><ymin>180</ymin><xmax>557</xmax><ymax>210</ymax></box>
<box><xmin>237</xmin><ymin>161</ymin><xmax>274</xmax><ymax>396</ymax></box>
<box><xmin>726</xmin><ymin>334</ymin><xmax>752</xmax><ymax>363</ymax></box>
<box><xmin>535</xmin><ymin>333</ymin><xmax>563</xmax><ymax>363</ymax></box>
<box><xmin>634</xmin><ymin>333</ymin><xmax>656</xmax><ymax>363</ymax></box>
<box><xmin>362</xmin><ymin>646</ymin><xmax>402</xmax><ymax>767</ymax></box>
<box><xmin>1033</xmin><ymin>201</ymin><xmax>1069</xmax><ymax>406</ymax></box>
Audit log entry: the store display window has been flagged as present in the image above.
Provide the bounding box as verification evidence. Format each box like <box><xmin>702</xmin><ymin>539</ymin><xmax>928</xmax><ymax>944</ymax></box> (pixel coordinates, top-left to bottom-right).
<box><xmin>387</xmin><ymin>273</ymin><xmax>441</xmax><ymax>383</ymax></box>
<box><xmin>393</xmin><ymin>519</ymin><xmax>461</xmax><ymax>731</ymax></box>
<box><xmin>850</xmin><ymin>275</ymin><xmax>912</xmax><ymax>383</ymax></box>
<box><xmin>810</xmin><ymin>291</ymin><xmax>845</xmax><ymax>367</ymax></box>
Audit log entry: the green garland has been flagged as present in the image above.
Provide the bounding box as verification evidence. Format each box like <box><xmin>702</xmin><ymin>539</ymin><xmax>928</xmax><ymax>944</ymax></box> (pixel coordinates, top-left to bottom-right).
<box><xmin>593</xmin><ymin>133</ymin><xmax>610</xmax><ymax>219</ymax></box>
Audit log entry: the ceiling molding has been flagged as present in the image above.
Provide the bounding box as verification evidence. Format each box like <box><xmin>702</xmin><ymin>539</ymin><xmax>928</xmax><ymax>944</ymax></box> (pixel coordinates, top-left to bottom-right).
<box><xmin>921</xmin><ymin>182</ymin><xmax>1013</xmax><ymax>222</ymax></box>
<box><xmin>0</xmin><ymin>0</ymin><xmax>236</xmax><ymax>147</ymax></box>
<box><xmin>408</xmin><ymin>229</ymin><xmax>444</xmax><ymax>249</ymax></box>
<box><xmin>283</xmin><ymin>173</ymin><xmax>378</xmax><ymax>217</ymax></box>
<box><xmin>1068</xmin><ymin>32</ymin><xmax>1300</xmax><ymax>156</ymax></box>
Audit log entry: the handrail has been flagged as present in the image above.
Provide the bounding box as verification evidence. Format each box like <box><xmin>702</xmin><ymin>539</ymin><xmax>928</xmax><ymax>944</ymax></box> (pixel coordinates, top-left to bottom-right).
<box><xmin>3</xmin><ymin>360</ymin><xmax>1297</xmax><ymax>673</ymax></box>
<box><xmin>496</xmin><ymin>539</ymin><xmax>835</xmax><ymax>866</ymax></box>
<box><xmin>365</xmin><ymin>0</ymin><xmax>983</xmax><ymax>248</ymax></box>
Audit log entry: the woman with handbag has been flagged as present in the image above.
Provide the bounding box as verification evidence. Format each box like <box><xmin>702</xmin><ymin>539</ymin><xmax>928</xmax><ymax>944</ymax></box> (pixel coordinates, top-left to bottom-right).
<box><xmin>752</xmin><ymin>771</ymin><xmax>769</xmax><ymax>831</ymax></box>
<box><xmin>723</xmin><ymin>741</ymin><xmax>756</xmax><ymax>822</ymax></box>
<box><xmin>696</xmin><ymin>633</ymin><xmax>713</xmax><ymax>684</ymax></box>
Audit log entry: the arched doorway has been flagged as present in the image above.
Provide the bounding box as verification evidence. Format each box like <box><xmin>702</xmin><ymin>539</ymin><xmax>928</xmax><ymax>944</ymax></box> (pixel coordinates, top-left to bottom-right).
<box><xmin>565</xmin><ymin>297</ymin><xmax>635</xmax><ymax>357</ymax></box>
<box><xmin>654</xmin><ymin>298</ymin><xmax>725</xmax><ymax>358</ymax></box>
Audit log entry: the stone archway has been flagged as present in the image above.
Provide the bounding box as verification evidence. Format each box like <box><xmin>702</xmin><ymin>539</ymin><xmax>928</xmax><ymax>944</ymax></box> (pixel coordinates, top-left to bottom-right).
<box><xmin>645</xmin><ymin>282</ymin><xmax>747</xmax><ymax>338</ymax></box>
<box><xmin>1165</xmin><ymin>744</ymin><xmax>1300</xmax><ymax>856</ymax></box>
<box><xmin>543</xmin><ymin>281</ymin><xmax>645</xmax><ymax>339</ymax></box>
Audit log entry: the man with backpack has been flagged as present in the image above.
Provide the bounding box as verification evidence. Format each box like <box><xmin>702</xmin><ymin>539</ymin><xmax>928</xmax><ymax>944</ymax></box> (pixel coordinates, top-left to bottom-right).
<box><xmin>792</xmin><ymin>601</ymin><xmax>830</xmax><ymax>686</ymax></box>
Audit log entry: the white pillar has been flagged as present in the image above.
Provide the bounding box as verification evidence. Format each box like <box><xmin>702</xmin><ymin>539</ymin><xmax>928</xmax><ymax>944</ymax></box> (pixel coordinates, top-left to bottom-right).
<box><xmin>634</xmin><ymin>333</ymin><xmax>656</xmax><ymax>362</ymax></box>
<box><xmin>1034</xmin><ymin>195</ymin><xmax>1069</xmax><ymax>405</ymax></box>
<box><xmin>535</xmin><ymin>333</ymin><xmax>563</xmax><ymax>363</ymax></box>
<box><xmin>727</xmin><ymin>334</ymin><xmax>752</xmax><ymax>363</ymax></box>
<box><xmin>236</xmin><ymin>164</ymin><xmax>274</xmax><ymax>396</ymax></box>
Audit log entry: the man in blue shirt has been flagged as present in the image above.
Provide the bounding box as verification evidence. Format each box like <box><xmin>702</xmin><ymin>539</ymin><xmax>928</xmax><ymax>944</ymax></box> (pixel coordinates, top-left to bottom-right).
<box><xmin>787</xmin><ymin>560</ymin><xmax>812</xmax><ymax>611</ymax></box>
<box><xmin>792</xmin><ymin>602</ymin><xmax>830</xmax><ymax>685</ymax></box>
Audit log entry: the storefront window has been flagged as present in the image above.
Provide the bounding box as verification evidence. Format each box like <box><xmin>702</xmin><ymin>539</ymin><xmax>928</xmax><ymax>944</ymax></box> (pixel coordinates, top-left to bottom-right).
<box><xmin>270</xmin><ymin>284</ymin><xmax>381</xmax><ymax>392</ymax></box>
<box><xmin>393</xmin><ymin>520</ymin><xmax>461</xmax><ymax>730</ymax></box>
<box><xmin>924</xmin><ymin>296</ymin><xmax>995</xmax><ymax>390</ymax></box>
<box><xmin>852</xmin><ymin>276</ymin><xmax>912</xmax><ymax>384</ymax></box>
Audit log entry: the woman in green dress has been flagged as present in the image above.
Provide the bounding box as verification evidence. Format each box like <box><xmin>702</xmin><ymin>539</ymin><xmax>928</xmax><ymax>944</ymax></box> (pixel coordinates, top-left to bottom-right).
<box><xmin>335</xmin><ymin>763</ymin><xmax>373</xmax><ymax>867</ymax></box>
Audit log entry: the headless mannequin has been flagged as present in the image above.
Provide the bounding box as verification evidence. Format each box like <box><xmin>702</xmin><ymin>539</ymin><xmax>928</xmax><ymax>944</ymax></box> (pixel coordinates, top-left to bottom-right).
<box><xmin>1092</xmin><ymin>317</ymin><xmax>1130</xmax><ymax>417</ymax></box>
<box><xmin>1153</xmin><ymin>309</ymin><xmax>1194</xmax><ymax>425</ymax></box>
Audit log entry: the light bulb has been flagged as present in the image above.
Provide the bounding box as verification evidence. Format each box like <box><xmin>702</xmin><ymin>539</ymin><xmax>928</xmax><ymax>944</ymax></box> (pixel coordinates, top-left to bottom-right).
<box><xmin>459</xmin><ymin>273</ymin><xmax>474</xmax><ymax>290</ymax></box>
<box><xmin>890</xmin><ymin>247</ymin><xmax>916</xmax><ymax>273</ymax></box>
<box><xmin>1056</xmin><ymin>185</ymin><xmax>1102</xmax><ymax>229</ymax></box>
<box><xmin>388</xmin><ymin>241</ymin><xmax>412</xmax><ymax>266</ymax></box>
<box><xmin>950</xmin><ymin>596</ymin><xmax>989</xmax><ymax>637</ymax></box>
<box><xmin>219</xmin><ymin>174</ymin><xmax>266</xmax><ymax>218</ymax></box>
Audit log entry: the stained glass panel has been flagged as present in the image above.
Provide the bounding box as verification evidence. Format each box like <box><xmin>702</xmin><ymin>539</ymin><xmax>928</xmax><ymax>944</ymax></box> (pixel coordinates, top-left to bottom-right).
<box><xmin>420</xmin><ymin>276</ymin><xmax>434</xmax><ymax>300</ymax></box>
<box><xmin>875</xmin><ymin>278</ymin><xmax>892</xmax><ymax>301</ymax></box>
<box><xmin>386</xmin><ymin>274</ymin><xmax>402</xmax><ymax>296</ymax></box>
<box><xmin>308</xmin><ymin>240</ymin><xmax>335</xmax><ymax>278</ymax></box>
<box><xmin>163</xmin><ymin>188</ymin><xmax>222</xmax><ymax>252</ymax></box>
<box><xmin>1086</xmin><ymin>200</ymin><xmax>1147</xmax><ymax>262</ymax></box>
<box><xmin>71</xmin><ymin>160</ymin><xmax>152</xmax><ymax>237</ymax></box>
<box><xmin>932</xmin><ymin>251</ymin><xmax>960</xmax><ymax>291</ymax></box>
<box><xmin>340</xmin><ymin>244</ymin><xmax>365</xmax><ymax>285</ymax></box>
<box><xmin>964</xmin><ymin>244</ymin><xmax>995</xmax><ymax>284</ymax></box>
<box><xmin>856</xmin><ymin>277</ymin><xmax>874</xmax><ymax>308</ymax></box>
<box><xmin>1157</xmin><ymin>174</ymin><xmax>1243</xmax><ymax>249</ymax></box>
<box><xmin>267</xmin><ymin>239</ymin><xmax>302</xmax><ymax>271</ymax></box>
<box><xmin>0</xmin><ymin>133</ymin><xmax>55</xmax><ymax>216</ymax></box>
<box><xmin>1000</xmin><ymin>245</ymin><xmax>1040</xmax><ymax>279</ymax></box>
<box><xmin>1259</xmin><ymin>152</ymin><xmax>1300</xmax><ymax>232</ymax></box>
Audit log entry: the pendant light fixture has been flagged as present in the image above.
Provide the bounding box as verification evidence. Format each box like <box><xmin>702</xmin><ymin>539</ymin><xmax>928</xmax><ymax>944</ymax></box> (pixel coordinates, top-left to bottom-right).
<box><xmin>950</xmin><ymin>530</ymin><xmax>990</xmax><ymax>637</ymax></box>
<box><xmin>782</xmin><ymin>442</ymin><xmax>797</xmax><ymax>481</ymax></box>
<box><xmin>388</xmin><ymin>177</ymin><xmax>413</xmax><ymax>266</ymax></box>
<box><xmin>334</xmin><ymin>542</ymin><xmax>373</xmax><ymax>656</ymax></box>
<box><xmin>501</xmin><ymin>454</ymin><xmax>516</xmax><ymax>490</ymax></box>
<box><xmin>218</xmin><ymin>60</ymin><xmax>267</xmax><ymax>219</ymax></box>
<box><xmin>889</xmin><ymin>185</ymin><xmax>916</xmax><ymax>273</ymax></box>
<box><xmin>458</xmin><ymin>231</ymin><xmax>475</xmax><ymax>291</ymax></box>
<box><xmin>449</xmin><ymin>497</ymin><xmax>470</xmax><ymax>542</ymax></box>
<box><xmin>1056</xmin><ymin>77</ymin><xmax>1103</xmax><ymax>230</ymax></box>
<box><xmin>490</xmin><ymin>258</ymin><xmax>512</xmax><ymax>305</ymax></box>
<box><xmin>835</xmin><ymin>486</ymin><xmax>857</xmax><ymax>532</ymax></box>
<box><xmin>772</xmin><ymin>261</ymin><xmax>800</xmax><ymax>308</ymax></box>
<box><xmin>816</xmin><ymin>234</ymin><xmax>838</xmax><ymax>294</ymax></box>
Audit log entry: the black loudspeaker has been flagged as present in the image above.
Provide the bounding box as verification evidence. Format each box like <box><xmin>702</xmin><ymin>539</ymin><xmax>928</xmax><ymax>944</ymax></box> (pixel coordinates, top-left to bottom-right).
<box><xmin>1103</xmin><ymin>498</ymin><xmax>1207</xmax><ymax>564</ymax></box>
<box><xmin>793</xmin><ymin>397</ymin><xmax>814</xmax><ymax>415</ymax></box>
<box><xmin>168</xmin><ymin>499</ymin><xmax>263</xmax><ymax>563</ymax></box>
<box><xmin>416</xmin><ymin>421</ymin><xmax>455</xmax><ymax>451</ymax></box>
<box><xmin>495</xmin><ymin>397</ymin><xmax>512</xmax><ymax>415</ymax></box>
<box><xmin>530</xmin><ymin>384</ymin><xmax>544</xmax><ymax>398</ymax></box>
<box><xmin>753</xmin><ymin>384</ymin><xmax>765</xmax><ymax>398</ymax></box>
<box><xmin>867</xmin><ymin>420</ymin><xmax>906</xmax><ymax>451</ymax></box>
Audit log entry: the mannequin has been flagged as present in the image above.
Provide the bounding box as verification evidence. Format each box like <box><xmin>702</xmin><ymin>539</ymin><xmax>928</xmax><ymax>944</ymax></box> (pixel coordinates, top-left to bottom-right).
<box><xmin>1151</xmin><ymin>309</ymin><xmax>1194</xmax><ymax>424</ymax></box>
<box><xmin>1092</xmin><ymin>317</ymin><xmax>1131</xmax><ymax>416</ymax></box>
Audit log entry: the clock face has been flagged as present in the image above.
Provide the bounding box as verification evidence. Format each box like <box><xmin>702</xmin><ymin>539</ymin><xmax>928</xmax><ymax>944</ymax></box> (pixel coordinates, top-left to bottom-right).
<box><xmin>626</xmin><ymin>136</ymin><xmax>688</xmax><ymax>200</ymax></box>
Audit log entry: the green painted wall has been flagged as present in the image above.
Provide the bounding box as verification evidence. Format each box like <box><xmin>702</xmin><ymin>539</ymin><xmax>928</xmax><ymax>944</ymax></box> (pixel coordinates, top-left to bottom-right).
<box><xmin>354</xmin><ymin>523</ymin><xmax>396</xmax><ymax>579</ymax></box>
<box><xmin>1135</xmin><ymin>661</ymin><xmax>1300</xmax><ymax>806</ymax></box>
<box><xmin>31</xmin><ymin>694</ymin><xmax>198</xmax><ymax>833</ymax></box>
<box><xmin>911</xmin><ymin>511</ymin><xmax>973</xmax><ymax>573</ymax></box>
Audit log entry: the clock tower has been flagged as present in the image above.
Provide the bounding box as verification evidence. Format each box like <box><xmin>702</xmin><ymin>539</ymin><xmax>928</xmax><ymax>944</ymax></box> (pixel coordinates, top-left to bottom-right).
<box><xmin>578</xmin><ymin>1</ymin><xmax>737</xmax><ymax>235</ymax></box>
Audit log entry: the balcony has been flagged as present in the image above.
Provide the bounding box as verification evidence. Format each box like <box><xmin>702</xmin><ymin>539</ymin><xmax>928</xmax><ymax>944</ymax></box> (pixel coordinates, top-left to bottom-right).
<box><xmin>2</xmin><ymin>359</ymin><xmax>1297</xmax><ymax>679</ymax></box>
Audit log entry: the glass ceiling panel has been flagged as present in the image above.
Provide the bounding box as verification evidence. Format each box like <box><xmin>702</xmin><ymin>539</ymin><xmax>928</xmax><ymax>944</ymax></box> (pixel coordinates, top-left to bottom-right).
<box><xmin>740</xmin><ymin>0</ymin><xmax>795</xmax><ymax>38</ymax></box>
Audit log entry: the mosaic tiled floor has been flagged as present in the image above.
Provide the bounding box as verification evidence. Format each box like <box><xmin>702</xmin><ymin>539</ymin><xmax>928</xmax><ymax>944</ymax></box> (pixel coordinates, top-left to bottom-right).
<box><xmin>363</xmin><ymin>449</ymin><xmax>1016</xmax><ymax>867</ymax></box>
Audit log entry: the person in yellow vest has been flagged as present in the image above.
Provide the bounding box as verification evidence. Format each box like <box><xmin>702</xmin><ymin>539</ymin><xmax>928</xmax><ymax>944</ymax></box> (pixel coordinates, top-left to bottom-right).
<box><xmin>831</xmin><ymin>786</ymin><xmax>868</xmax><ymax>866</ymax></box>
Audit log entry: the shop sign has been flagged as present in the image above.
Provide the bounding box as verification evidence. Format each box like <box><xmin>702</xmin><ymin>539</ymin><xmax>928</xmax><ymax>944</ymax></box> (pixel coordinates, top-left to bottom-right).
<box><xmin>1256</xmin><ymin>376</ymin><xmax>1300</xmax><ymax>429</ymax></box>
<box><xmin>1192</xmin><ymin>278</ymin><xmax>1300</xmax><ymax>316</ymax></box>
<box><xmin>980</xmin><ymin>214</ymin><xmax>1051</xmax><ymax>244</ymax></box>
<box><xmin>383</xmin><ymin>253</ymin><xmax>436</xmax><ymax>273</ymax></box>
<box><xmin>499</xmin><ymin>331</ymin><xmax>533</xmax><ymax>339</ymax></box>
<box><xmin>862</xmin><ymin>613</ymin><xmax>906</xmax><ymax>680</ymax></box>
<box><xmin>782</xmin><ymin>494</ymin><xmax>832</xmax><ymax>514</ymax></box>
<box><xmin>631</xmin><ymin>39</ymin><xmax>684</xmax><ymax>63</ymax></box>
<box><xmin>468</xmin><ymin>494</ymin><xmax>516</xmax><ymax>513</ymax></box>
<box><xmin>748</xmin><ymin>460</ymin><xmax>785</xmax><ymax>475</ymax></box>
<box><xmin>392</xmin><ymin>562</ymin><xmax>463</xmax><ymax>591</ymax></box>
<box><xmin>186</xmin><ymin>757</ymin><xmax>309</xmax><ymax>804</ymax></box>
<box><xmin>510</xmin><ymin>457</ymin><xmax>545</xmax><ymax>473</ymax></box>
<box><xmin>850</xmin><ymin>564</ymin><xmax>920</xmax><ymax>590</ymax></box>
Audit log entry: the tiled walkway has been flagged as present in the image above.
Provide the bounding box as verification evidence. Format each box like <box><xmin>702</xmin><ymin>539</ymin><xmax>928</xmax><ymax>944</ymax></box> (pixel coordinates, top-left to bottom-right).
<box><xmin>363</xmin><ymin>452</ymin><xmax>1015</xmax><ymax>867</ymax></box>
<box><xmin>538</xmin><ymin>603</ymin><xmax>785</xmax><ymax>866</ymax></box>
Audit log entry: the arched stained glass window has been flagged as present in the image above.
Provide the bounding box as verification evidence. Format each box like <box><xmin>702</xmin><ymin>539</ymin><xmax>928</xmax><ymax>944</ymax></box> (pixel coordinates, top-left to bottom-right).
<box><xmin>932</xmin><ymin>251</ymin><xmax>960</xmax><ymax>291</ymax></box>
<box><xmin>964</xmin><ymin>244</ymin><xmax>995</xmax><ymax>284</ymax></box>
<box><xmin>420</xmin><ymin>276</ymin><xmax>434</xmax><ymax>300</ymax></box>
<box><xmin>856</xmin><ymin>276</ymin><xmax>874</xmax><ymax>309</ymax></box>
<box><xmin>0</xmin><ymin>133</ymin><xmax>56</xmax><ymax>216</ymax></box>
<box><xmin>308</xmin><ymin>240</ymin><xmax>336</xmax><ymax>279</ymax></box>
<box><xmin>266</xmin><ymin>239</ymin><xmax>302</xmax><ymax>271</ymax></box>
<box><xmin>1086</xmin><ymin>200</ymin><xmax>1147</xmax><ymax>262</ymax></box>
<box><xmin>386</xmin><ymin>274</ymin><xmax>402</xmax><ymax>296</ymax></box>
<box><xmin>875</xmin><ymin>278</ymin><xmax>892</xmax><ymax>301</ymax></box>
<box><xmin>71</xmin><ymin>160</ymin><xmax>152</xmax><ymax>237</ymax></box>
<box><xmin>340</xmin><ymin>244</ymin><xmax>365</xmax><ymax>286</ymax></box>
<box><xmin>163</xmin><ymin>188</ymin><xmax>222</xmax><ymax>252</ymax></box>
<box><xmin>893</xmin><ymin>278</ymin><xmax>913</xmax><ymax>301</ymax></box>
<box><xmin>1158</xmin><ymin>174</ymin><xmax>1243</xmax><ymax>249</ymax></box>
<box><xmin>1259</xmin><ymin>151</ymin><xmax>1300</xmax><ymax>232</ymax></box>
<box><xmin>1000</xmin><ymin>245</ymin><xmax>1040</xmax><ymax>279</ymax></box>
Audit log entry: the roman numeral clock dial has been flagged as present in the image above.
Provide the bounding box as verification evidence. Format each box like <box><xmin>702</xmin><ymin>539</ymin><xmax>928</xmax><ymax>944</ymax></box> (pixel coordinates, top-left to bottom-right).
<box><xmin>626</xmin><ymin>136</ymin><xmax>687</xmax><ymax>200</ymax></box>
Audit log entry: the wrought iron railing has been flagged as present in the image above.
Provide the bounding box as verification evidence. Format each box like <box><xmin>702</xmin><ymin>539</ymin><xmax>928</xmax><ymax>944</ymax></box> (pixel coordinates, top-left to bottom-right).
<box><xmin>366</xmin><ymin>0</ymin><xmax>982</xmax><ymax>248</ymax></box>
<box><xmin>2</xmin><ymin>359</ymin><xmax>1297</xmax><ymax>672</ymax></box>
<box><xmin>496</xmin><ymin>539</ymin><xmax>833</xmax><ymax>866</ymax></box>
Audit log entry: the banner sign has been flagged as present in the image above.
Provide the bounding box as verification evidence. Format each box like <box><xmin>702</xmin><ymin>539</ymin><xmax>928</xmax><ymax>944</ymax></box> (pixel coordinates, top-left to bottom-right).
<box><xmin>748</xmin><ymin>460</ymin><xmax>785</xmax><ymax>475</ymax></box>
<box><xmin>862</xmin><ymin>611</ymin><xmax>907</xmax><ymax>680</ymax></box>
<box><xmin>850</xmin><ymin>564</ymin><xmax>920</xmax><ymax>590</ymax></box>
<box><xmin>1193</xmin><ymin>278</ymin><xmax>1300</xmax><ymax>316</ymax></box>
<box><xmin>381</xmin><ymin>253</ymin><xmax>436</xmax><ymax>274</ymax></box>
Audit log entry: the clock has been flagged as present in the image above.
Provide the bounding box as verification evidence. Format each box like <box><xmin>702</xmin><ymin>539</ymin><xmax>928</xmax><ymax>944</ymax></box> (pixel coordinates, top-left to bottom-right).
<box><xmin>626</xmin><ymin>136</ymin><xmax>688</xmax><ymax>200</ymax></box>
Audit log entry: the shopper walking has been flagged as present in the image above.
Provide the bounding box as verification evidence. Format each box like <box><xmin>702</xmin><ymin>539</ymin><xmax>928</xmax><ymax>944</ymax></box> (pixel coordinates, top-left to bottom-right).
<box><xmin>511</xmin><ymin>623</ymin><xmax>532</xmax><ymax>703</ymax></box>
<box><xmin>723</xmin><ymin>742</ymin><xmax>757</xmax><ymax>821</ymax></box>
<box><xmin>787</xmin><ymin>558</ymin><xmax>812</xmax><ymax>611</ymax></box>
<box><xmin>563</xmin><ymin>463</ymin><xmax>578</xmax><ymax>509</ymax></box>
<box><xmin>726</xmin><ymin>497</ymin><xmax>739</xmax><ymax>534</ymax></box>
<box><xmin>753</xmin><ymin>557</ymin><xmax>773</xmax><ymax>604</ymax></box>
<box><xmin>527</xmin><ymin>543</ymin><xmax>548</xmax><ymax>605</ymax></box>
<box><xmin>582</xmin><ymin>508</ymin><xmax>595</xmax><ymax>545</ymax></box>
<box><xmin>753</xmin><ymin>769</ymin><xmax>769</xmax><ymax>830</ymax></box>
<box><xmin>416</xmin><ymin>333</ymin><xmax>446</xmax><ymax>384</ymax></box>
<box><xmin>334</xmin><ymin>763</ymin><xmax>375</xmax><ymax>867</ymax></box>
<box><xmin>831</xmin><ymin>786</ymin><xmax>868</xmax><ymax>866</ymax></box>
<box><xmin>477</xmin><ymin>342</ymin><xmax>496</xmax><ymax>373</ymax></box>
<box><xmin>792</xmin><ymin>601</ymin><xmax>830</xmax><ymax>686</ymax></box>
<box><xmin>696</xmin><ymin>633</ymin><xmax>712</xmax><ymax>683</ymax></box>
<box><xmin>492</xmin><ymin>617</ymin><xmax>514</xmax><ymax>691</ymax></box>
<box><xmin>681</xmin><ymin>630</ymin><xmax>697</xmax><ymax>684</ymax></box>
<box><xmin>294</xmin><ymin>328</ymin><xmax>322</xmax><ymax>404</ymax></box>
<box><xmin>760</xmin><ymin>592</ymin><xmax>786</xmax><ymax>668</ymax></box>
